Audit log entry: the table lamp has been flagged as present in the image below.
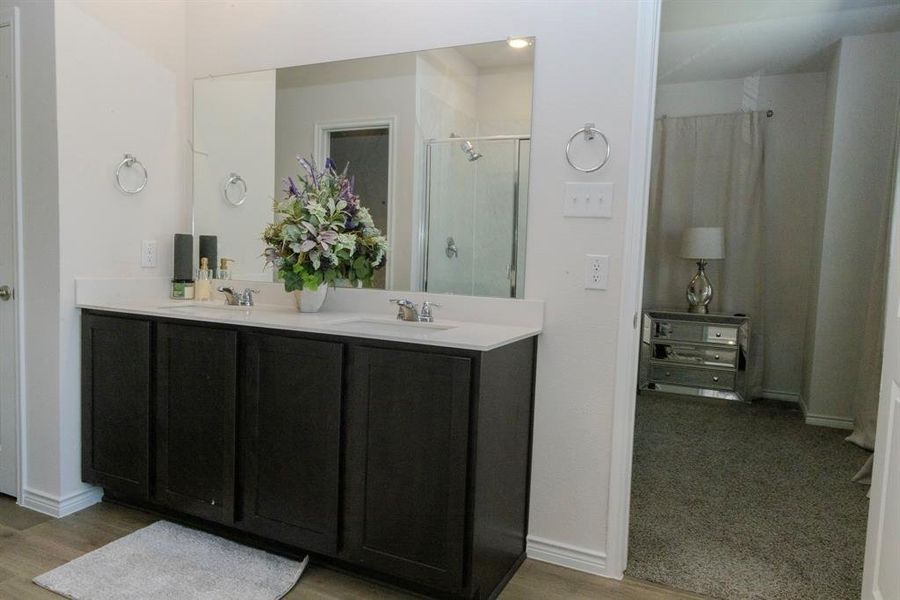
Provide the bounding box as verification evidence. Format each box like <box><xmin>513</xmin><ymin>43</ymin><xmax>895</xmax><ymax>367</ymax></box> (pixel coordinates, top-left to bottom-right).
<box><xmin>680</xmin><ymin>227</ymin><xmax>724</xmax><ymax>314</ymax></box>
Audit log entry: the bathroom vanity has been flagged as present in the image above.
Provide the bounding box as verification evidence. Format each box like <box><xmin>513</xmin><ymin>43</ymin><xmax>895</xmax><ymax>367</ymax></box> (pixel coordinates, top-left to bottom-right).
<box><xmin>80</xmin><ymin>35</ymin><xmax>542</xmax><ymax>599</ymax></box>
<box><xmin>80</xmin><ymin>297</ymin><xmax>539</xmax><ymax>599</ymax></box>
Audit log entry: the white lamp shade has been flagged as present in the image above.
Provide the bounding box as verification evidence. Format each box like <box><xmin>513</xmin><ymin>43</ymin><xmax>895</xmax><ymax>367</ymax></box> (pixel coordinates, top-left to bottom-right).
<box><xmin>680</xmin><ymin>227</ymin><xmax>724</xmax><ymax>259</ymax></box>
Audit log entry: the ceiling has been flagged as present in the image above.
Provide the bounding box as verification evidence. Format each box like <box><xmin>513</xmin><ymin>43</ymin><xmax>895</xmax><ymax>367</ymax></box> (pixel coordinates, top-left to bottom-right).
<box><xmin>659</xmin><ymin>0</ymin><xmax>900</xmax><ymax>83</ymax></box>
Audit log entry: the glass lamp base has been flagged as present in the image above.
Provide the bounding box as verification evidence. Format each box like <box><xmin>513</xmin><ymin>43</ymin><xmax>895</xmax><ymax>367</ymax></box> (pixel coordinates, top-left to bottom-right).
<box><xmin>686</xmin><ymin>261</ymin><xmax>713</xmax><ymax>314</ymax></box>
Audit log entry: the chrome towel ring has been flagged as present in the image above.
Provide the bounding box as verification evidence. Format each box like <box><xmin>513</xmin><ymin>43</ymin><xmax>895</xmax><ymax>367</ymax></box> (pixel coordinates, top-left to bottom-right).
<box><xmin>565</xmin><ymin>123</ymin><xmax>611</xmax><ymax>173</ymax></box>
<box><xmin>223</xmin><ymin>172</ymin><xmax>248</xmax><ymax>206</ymax></box>
<box><xmin>115</xmin><ymin>153</ymin><xmax>148</xmax><ymax>194</ymax></box>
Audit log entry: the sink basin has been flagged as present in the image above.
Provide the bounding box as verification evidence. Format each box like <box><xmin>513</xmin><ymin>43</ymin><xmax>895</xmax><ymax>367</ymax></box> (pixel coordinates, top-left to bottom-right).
<box><xmin>329</xmin><ymin>319</ymin><xmax>457</xmax><ymax>338</ymax></box>
<box><xmin>159</xmin><ymin>303</ymin><xmax>254</xmax><ymax>313</ymax></box>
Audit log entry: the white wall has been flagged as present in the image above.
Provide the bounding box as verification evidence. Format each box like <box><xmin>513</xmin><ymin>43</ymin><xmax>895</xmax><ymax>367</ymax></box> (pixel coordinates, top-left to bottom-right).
<box><xmin>194</xmin><ymin>70</ymin><xmax>276</xmax><ymax>280</ymax></box>
<box><xmin>186</xmin><ymin>0</ymin><xmax>641</xmax><ymax>569</ymax></box>
<box><xmin>804</xmin><ymin>31</ymin><xmax>900</xmax><ymax>423</ymax></box>
<box><xmin>654</xmin><ymin>72</ymin><xmax>828</xmax><ymax>399</ymax></box>
<box><xmin>475</xmin><ymin>64</ymin><xmax>535</xmax><ymax>137</ymax></box>
<box><xmin>802</xmin><ymin>45</ymin><xmax>840</xmax><ymax>419</ymax></box>
<box><xmin>0</xmin><ymin>0</ymin><xmax>61</xmax><ymax>503</ymax></box>
<box><xmin>48</xmin><ymin>0</ymin><xmax>190</xmax><ymax>510</ymax></box>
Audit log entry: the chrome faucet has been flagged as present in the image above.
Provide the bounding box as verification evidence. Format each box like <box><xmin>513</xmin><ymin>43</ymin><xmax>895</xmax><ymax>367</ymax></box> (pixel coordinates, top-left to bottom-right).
<box><xmin>218</xmin><ymin>286</ymin><xmax>260</xmax><ymax>307</ymax></box>
<box><xmin>390</xmin><ymin>298</ymin><xmax>441</xmax><ymax>323</ymax></box>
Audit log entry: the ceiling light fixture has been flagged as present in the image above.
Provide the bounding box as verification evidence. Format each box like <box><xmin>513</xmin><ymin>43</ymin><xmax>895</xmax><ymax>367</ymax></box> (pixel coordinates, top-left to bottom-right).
<box><xmin>507</xmin><ymin>37</ymin><xmax>532</xmax><ymax>49</ymax></box>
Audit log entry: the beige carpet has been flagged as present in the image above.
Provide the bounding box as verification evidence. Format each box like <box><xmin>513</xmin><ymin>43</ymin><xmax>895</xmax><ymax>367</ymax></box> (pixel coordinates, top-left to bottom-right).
<box><xmin>627</xmin><ymin>393</ymin><xmax>871</xmax><ymax>600</ymax></box>
<box><xmin>34</xmin><ymin>521</ymin><xmax>307</xmax><ymax>600</ymax></box>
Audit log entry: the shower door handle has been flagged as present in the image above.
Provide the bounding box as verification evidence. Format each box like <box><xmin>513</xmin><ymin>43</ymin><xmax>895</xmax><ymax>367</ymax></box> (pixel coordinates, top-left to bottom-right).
<box><xmin>445</xmin><ymin>237</ymin><xmax>458</xmax><ymax>259</ymax></box>
<box><xmin>0</xmin><ymin>285</ymin><xmax>11</xmax><ymax>301</ymax></box>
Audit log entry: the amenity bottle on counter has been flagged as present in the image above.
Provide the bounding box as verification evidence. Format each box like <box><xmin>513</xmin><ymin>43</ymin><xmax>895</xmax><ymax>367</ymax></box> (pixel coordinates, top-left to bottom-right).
<box><xmin>218</xmin><ymin>257</ymin><xmax>234</xmax><ymax>280</ymax></box>
<box><xmin>196</xmin><ymin>257</ymin><xmax>212</xmax><ymax>301</ymax></box>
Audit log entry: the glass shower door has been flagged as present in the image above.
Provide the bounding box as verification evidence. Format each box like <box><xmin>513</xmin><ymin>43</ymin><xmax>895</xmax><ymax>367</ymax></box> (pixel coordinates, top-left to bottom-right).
<box><xmin>425</xmin><ymin>137</ymin><xmax>528</xmax><ymax>298</ymax></box>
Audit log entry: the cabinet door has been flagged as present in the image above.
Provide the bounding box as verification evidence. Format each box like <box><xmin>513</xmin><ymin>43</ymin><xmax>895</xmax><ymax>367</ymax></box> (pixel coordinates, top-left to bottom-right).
<box><xmin>239</xmin><ymin>333</ymin><xmax>342</xmax><ymax>554</ymax></box>
<box><xmin>345</xmin><ymin>346</ymin><xmax>472</xmax><ymax>592</ymax></box>
<box><xmin>81</xmin><ymin>313</ymin><xmax>152</xmax><ymax>498</ymax></box>
<box><xmin>156</xmin><ymin>323</ymin><xmax>237</xmax><ymax>524</ymax></box>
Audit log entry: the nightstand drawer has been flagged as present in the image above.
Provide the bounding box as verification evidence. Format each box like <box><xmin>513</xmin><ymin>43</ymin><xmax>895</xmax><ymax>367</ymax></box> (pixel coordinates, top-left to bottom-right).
<box><xmin>649</xmin><ymin>364</ymin><xmax>735</xmax><ymax>390</ymax></box>
<box><xmin>651</xmin><ymin>343</ymin><xmax>737</xmax><ymax>368</ymax></box>
<box><xmin>652</xmin><ymin>319</ymin><xmax>739</xmax><ymax>346</ymax></box>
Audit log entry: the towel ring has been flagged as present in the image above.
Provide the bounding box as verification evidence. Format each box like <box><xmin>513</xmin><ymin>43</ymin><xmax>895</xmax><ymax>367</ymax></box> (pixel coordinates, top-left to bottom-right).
<box><xmin>114</xmin><ymin>154</ymin><xmax>148</xmax><ymax>194</ymax></box>
<box><xmin>223</xmin><ymin>172</ymin><xmax>247</xmax><ymax>206</ymax></box>
<box><xmin>565</xmin><ymin>123</ymin><xmax>611</xmax><ymax>173</ymax></box>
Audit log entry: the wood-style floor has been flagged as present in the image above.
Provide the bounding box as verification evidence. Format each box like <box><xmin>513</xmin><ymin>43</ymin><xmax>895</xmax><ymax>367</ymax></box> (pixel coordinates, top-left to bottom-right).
<box><xmin>0</xmin><ymin>496</ymin><xmax>708</xmax><ymax>599</ymax></box>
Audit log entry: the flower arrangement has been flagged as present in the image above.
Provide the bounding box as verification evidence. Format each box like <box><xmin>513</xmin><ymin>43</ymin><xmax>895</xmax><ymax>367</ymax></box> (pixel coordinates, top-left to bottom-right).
<box><xmin>263</xmin><ymin>157</ymin><xmax>388</xmax><ymax>292</ymax></box>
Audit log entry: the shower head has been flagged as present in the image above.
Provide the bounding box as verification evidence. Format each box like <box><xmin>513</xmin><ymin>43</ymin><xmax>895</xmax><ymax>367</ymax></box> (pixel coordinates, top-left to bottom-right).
<box><xmin>460</xmin><ymin>139</ymin><xmax>483</xmax><ymax>162</ymax></box>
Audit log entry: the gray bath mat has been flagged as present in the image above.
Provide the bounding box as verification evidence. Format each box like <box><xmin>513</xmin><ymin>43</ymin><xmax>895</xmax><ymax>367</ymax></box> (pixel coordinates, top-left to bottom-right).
<box><xmin>34</xmin><ymin>520</ymin><xmax>307</xmax><ymax>600</ymax></box>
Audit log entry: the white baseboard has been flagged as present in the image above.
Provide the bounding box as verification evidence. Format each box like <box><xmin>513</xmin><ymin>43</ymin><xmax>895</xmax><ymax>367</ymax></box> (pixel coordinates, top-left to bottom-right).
<box><xmin>526</xmin><ymin>535</ymin><xmax>609</xmax><ymax>577</ymax></box>
<box><xmin>761</xmin><ymin>390</ymin><xmax>858</xmax><ymax>430</ymax></box>
<box><xmin>20</xmin><ymin>486</ymin><xmax>102</xmax><ymax>518</ymax></box>
<box><xmin>805</xmin><ymin>413</ymin><xmax>855</xmax><ymax>430</ymax></box>
<box><xmin>761</xmin><ymin>389</ymin><xmax>801</xmax><ymax>403</ymax></box>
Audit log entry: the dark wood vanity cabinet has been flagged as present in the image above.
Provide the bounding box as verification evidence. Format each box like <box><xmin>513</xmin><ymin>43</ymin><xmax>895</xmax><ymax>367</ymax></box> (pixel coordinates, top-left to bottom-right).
<box><xmin>81</xmin><ymin>310</ymin><xmax>537</xmax><ymax>600</ymax></box>
<box><xmin>155</xmin><ymin>323</ymin><xmax>238</xmax><ymax>525</ymax></box>
<box><xmin>238</xmin><ymin>333</ymin><xmax>342</xmax><ymax>554</ymax></box>
<box><xmin>81</xmin><ymin>313</ymin><xmax>152</xmax><ymax>499</ymax></box>
<box><xmin>345</xmin><ymin>346</ymin><xmax>473</xmax><ymax>591</ymax></box>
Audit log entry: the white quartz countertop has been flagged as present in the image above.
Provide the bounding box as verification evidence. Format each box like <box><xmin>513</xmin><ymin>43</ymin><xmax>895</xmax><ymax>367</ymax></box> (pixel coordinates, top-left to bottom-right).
<box><xmin>76</xmin><ymin>296</ymin><xmax>542</xmax><ymax>352</ymax></box>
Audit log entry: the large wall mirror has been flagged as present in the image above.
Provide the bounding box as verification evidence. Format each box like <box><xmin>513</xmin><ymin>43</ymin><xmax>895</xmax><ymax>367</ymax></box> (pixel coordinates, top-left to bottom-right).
<box><xmin>192</xmin><ymin>39</ymin><xmax>534</xmax><ymax>298</ymax></box>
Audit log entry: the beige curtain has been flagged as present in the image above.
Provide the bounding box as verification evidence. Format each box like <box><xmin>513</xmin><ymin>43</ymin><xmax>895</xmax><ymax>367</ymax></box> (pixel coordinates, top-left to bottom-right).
<box><xmin>846</xmin><ymin>112</ymin><xmax>898</xmax><ymax>485</ymax></box>
<box><xmin>644</xmin><ymin>111</ymin><xmax>766</xmax><ymax>397</ymax></box>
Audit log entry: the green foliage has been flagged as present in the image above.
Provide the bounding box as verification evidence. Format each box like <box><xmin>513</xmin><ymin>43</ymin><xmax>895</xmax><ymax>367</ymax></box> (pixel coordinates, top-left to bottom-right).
<box><xmin>262</xmin><ymin>157</ymin><xmax>388</xmax><ymax>293</ymax></box>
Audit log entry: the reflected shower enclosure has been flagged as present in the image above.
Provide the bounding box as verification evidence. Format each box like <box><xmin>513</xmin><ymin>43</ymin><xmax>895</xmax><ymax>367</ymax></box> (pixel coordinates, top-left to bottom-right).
<box><xmin>424</xmin><ymin>135</ymin><xmax>530</xmax><ymax>298</ymax></box>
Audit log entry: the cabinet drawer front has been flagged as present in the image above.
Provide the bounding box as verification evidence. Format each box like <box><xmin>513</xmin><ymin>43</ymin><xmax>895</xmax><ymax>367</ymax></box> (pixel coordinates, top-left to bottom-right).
<box><xmin>650</xmin><ymin>364</ymin><xmax>735</xmax><ymax>390</ymax></box>
<box><xmin>651</xmin><ymin>343</ymin><xmax>737</xmax><ymax>368</ymax></box>
<box><xmin>345</xmin><ymin>346</ymin><xmax>471</xmax><ymax>592</ymax></box>
<box><xmin>653</xmin><ymin>320</ymin><xmax>739</xmax><ymax>346</ymax></box>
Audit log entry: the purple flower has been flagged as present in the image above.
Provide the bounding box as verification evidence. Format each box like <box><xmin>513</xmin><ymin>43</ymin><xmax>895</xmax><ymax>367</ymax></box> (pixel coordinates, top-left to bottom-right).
<box><xmin>297</xmin><ymin>156</ymin><xmax>319</xmax><ymax>188</ymax></box>
<box><xmin>325</xmin><ymin>157</ymin><xmax>337</xmax><ymax>172</ymax></box>
<box><xmin>282</xmin><ymin>177</ymin><xmax>300</xmax><ymax>197</ymax></box>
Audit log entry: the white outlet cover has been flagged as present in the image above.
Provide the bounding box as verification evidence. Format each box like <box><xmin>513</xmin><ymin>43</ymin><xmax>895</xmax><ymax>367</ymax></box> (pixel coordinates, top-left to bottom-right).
<box><xmin>141</xmin><ymin>240</ymin><xmax>158</xmax><ymax>268</ymax></box>
<box><xmin>564</xmin><ymin>182</ymin><xmax>613</xmax><ymax>218</ymax></box>
<box><xmin>585</xmin><ymin>254</ymin><xmax>609</xmax><ymax>290</ymax></box>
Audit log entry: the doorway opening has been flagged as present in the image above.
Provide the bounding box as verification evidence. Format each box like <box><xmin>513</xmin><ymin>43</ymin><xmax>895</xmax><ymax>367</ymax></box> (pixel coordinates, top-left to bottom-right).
<box><xmin>619</xmin><ymin>2</ymin><xmax>900</xmax><ymax>599</ymax></box>
<box><xmin>316</xmin><ymin>118</ymin><xmax>396</xmax><ymax>289</ymax></box>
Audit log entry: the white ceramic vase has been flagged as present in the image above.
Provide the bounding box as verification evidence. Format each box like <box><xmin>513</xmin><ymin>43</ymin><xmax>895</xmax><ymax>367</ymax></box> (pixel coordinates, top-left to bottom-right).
<box><xmin>293</xmin><ymin>285</ymin><xmax>329</xmax><ymax>313</ymax></box>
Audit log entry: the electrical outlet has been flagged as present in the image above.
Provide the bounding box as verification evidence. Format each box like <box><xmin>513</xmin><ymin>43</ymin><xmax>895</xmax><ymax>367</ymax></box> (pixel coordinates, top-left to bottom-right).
<box><xmin>585</xmin><ymin>254</ymin><xmax>609</xmax><ymax>290</ymax></box>
<box><xmin>564</xmin><ymin>182</ymin><xmax>614</xmax><ymax>218</ymax></box>
<box><xmin>141</xmin><ymin>240</ymin><xmax>158</xmax><ymax>268</ymax></box>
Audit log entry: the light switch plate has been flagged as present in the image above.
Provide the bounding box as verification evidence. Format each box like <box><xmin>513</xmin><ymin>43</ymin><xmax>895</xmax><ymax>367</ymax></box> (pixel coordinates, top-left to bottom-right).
<box><xmin>564</xmin><ymin>182</ymin><xmax>613</xmax><ymax>218</ymax></box>
<box><xmin>141</xmin><ymin>240</ymin><xmax>158</xmax><ymax>268</ymax></box>
<box><xmin>585</xmin><ymin>254</ymin><xmax>609</xmax><ymax>290</ymax></box>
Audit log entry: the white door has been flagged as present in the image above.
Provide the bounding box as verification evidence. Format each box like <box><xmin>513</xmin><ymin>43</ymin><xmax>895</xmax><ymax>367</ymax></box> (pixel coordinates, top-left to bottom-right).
<box><xmin>0</xmin><ymin>10</ymin><xmax>18</xmax><ymax>498</ymax></box>
<box><xmin>863</xmin><ymin>106</ymin><xmax>900</xmax><ymax>600</ymax></box>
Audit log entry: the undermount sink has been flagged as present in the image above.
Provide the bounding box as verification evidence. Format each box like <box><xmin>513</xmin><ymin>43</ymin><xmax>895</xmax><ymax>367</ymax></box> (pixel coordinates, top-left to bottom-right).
<box><xmin>328</xmin><ymin>319</ymin><xmax>457</xmax><ymax>337</ymax></box>
<box><xmin>161</xmin><ymin>303</ymin><xmax>253</xmax><ymax>312</ymax></box>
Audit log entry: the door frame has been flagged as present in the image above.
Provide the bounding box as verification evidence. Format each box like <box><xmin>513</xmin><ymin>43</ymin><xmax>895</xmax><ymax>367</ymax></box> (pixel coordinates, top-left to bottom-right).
<box><xmin>605</xmin><ymin>0</ymin><xmax>661</xmax><ymax>579</ymax></box>
<box><xmin>314</xmin><ymin>116</ymin><xmax>397</xmax><ymax>289</ymax></box>
<box><xmin>861</xmin><ymin>97</ymin><xmax>900</xmax><ymax>600</ymax></box>
<box><xmin>0</xmin><ymin>7</ymin><xmax>24</xmax><ymax>501</ymax></box>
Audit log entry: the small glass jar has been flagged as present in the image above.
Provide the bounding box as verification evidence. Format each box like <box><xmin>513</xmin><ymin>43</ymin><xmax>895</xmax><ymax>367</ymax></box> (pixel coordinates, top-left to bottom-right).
<box><xmin>171</xmin><ymin>279</ymin><xmax>195</xmax><ymax>300</ymax></box>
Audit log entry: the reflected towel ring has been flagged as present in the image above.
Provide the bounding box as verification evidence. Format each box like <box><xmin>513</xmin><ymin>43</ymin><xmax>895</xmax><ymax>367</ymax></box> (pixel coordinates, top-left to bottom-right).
<box><xmin>223</xmin><ymin>172</ymin><xmax>248</xmax><ymax>206</ymax></box>
<box><xmin>115</xmin><ymin>154</ymin><xmax>148</xmax><ymax>194</ymax></box>
<box><xmin>565</xmin><ymin>123</ymin><xmax>610</xmax><ymax>173</ymax></box>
